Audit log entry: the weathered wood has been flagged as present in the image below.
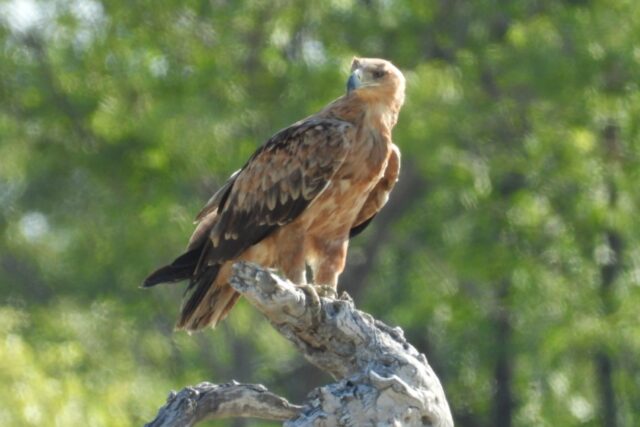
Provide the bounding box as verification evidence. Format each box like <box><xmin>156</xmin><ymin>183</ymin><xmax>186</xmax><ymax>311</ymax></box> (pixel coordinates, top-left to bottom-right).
<box><xmin>146</xmin><ymin>262</ymin><xmax>453</xmax><ymax>426</ymax></box>
<box><xmin>145</xmin><ymin>382</ymin><xmax>302</xmax><ymax>427</ymax></box>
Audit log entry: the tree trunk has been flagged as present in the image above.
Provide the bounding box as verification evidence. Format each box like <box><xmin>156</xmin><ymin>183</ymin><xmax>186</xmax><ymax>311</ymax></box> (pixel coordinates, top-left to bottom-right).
<box><xmin>492</xmin><ymin>280</ymin><xmax>513</xmax><ymax>427</ymax></box>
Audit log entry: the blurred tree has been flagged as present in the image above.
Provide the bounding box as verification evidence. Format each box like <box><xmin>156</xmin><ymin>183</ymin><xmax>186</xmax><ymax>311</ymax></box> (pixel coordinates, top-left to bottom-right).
<box><xmin>1</xmin><ymin>0</ymin><xmax>640</xmax><ymax>426</ymax></box>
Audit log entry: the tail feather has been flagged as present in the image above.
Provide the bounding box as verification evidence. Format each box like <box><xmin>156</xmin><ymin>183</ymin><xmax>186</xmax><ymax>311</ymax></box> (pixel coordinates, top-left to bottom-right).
<box><xmin>175</xmin><ymin>264</ymin><xmax>240</xmax><ymax>331</ymax></box>
<box><xmin>142</xmin><ymin>247</ymin><xmax>202</xmax><ymax>287</ymax></box>
<box><xmin>178</xmin><ymin>265</ymin><xmax>221</xmax><ymax>325</ymax></box>
<box><xmin>144</xmin><ymin>244</ymin><xmax>241</xmax><ymax>331</ymax></box>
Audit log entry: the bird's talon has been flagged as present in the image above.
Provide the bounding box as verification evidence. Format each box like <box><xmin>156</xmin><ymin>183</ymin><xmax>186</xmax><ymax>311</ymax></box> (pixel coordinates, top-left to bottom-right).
<box><xmin>316</xmin><ymin>285</ymin><xmax>338</xmax><ymax>299</ymax></box>
<box><xmin>296</xmin><ymin>283</ymin><xmax>321</xmax><ymax>320</ymax></box>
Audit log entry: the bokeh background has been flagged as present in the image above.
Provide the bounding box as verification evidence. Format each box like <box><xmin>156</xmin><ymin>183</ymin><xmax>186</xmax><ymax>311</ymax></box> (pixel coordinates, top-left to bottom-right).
<box><xmin>1</xmin><ymin>0</ymin><xmax>640</xmax><ymax>426</ymax></box>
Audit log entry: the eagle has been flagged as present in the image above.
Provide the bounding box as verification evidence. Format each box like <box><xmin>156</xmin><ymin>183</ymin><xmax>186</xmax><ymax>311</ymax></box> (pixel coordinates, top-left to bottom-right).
<box><xmin>144</xmin><ymin>57</ymin><xmax>406</xmax><ymax>331</ymax></box>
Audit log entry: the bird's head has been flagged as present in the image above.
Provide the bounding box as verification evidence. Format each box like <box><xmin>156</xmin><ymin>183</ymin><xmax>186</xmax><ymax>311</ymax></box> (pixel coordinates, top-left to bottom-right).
<box><xmin>346</xmin><ymin>57</ymin><xmax>405</xmax><ymax>109</ymax></box>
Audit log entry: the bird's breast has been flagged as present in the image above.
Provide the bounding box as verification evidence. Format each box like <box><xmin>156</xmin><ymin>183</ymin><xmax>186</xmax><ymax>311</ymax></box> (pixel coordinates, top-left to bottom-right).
<box><xmin>298</xmin><ymin>130</ymin><xmax>391</xmax><ymax>239</ymax></box>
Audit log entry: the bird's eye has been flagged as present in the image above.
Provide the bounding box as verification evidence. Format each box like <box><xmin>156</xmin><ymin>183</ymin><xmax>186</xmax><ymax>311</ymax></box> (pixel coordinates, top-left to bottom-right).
<box><xmin>372</xmin><ymin>69</ymin><xmax>386</xmax><ymax>79</ymax></box>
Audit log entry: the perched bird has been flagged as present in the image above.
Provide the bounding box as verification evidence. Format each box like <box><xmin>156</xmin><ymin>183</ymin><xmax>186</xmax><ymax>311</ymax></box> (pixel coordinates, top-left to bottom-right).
<box><xmin>144</xmin><ymin>57</ymin><xmax>406</xmax><ymax>331</ymax></box>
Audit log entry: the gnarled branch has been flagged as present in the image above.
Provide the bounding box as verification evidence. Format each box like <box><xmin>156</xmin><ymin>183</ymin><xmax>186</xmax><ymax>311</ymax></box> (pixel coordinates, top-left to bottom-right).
<box><xmin>145</xmin><ymin>382</ymin><xmax>302</xmax><ymax>427</ymax></box>
<box><xmin>146</xmin><ymin>262</ymin><xmax>453</xmax><ymax>427</ymax></box>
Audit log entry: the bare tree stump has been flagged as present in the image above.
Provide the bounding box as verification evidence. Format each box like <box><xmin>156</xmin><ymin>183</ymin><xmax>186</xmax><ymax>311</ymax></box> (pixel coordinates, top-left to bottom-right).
<box><xmin>146</xmin><ymin>262</ymin><xmax>453</xmax><ymax>427</ymax></box>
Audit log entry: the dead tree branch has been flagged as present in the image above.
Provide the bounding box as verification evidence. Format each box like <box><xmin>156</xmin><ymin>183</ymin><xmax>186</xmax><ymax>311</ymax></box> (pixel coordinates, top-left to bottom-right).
<box><xmin>145</xmin><ymin>382</ymin><xmax>302</xmax><ymax>427</ymax></box>
<box><xmin>146</xmin><ymin>262</ymin><xmax>453</xmax><ymax>426</ymax></box>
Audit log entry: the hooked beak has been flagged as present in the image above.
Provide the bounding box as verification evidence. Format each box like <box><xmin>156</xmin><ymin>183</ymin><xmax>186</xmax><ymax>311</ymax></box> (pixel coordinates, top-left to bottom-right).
<box><xmin>346</xmin><ymin>69</ymin><xmax>362</xmax><ymax>94</ymax></box>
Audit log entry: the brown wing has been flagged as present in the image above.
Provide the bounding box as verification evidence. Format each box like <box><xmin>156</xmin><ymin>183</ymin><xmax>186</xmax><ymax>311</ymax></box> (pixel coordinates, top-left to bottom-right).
<box><xmin>193</xmin><ymin>169</ymin><xmax>240</xmax><ymax>223</ymax></box>
<box><xmin>349</xmin><ymin>143</ymin><xmax>400</xmax><ymax>238</ymax></box>
<box><xmin>193</xmin><ymin>118</ymin><xmax>354</xmax><ymax>275</ymax></box>
<box><xmin>185</xmin><ymin>171</ymin><xmax>239</xmax><ymax>250</ymax></box>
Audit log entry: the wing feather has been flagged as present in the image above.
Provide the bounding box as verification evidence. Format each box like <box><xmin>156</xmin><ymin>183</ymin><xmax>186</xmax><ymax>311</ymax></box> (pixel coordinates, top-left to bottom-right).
<box><xmin>349</xmin><ymin>143</ymin><xmax>401</xmax><ymax>238</ymax></box>
<box><xmin>194</xmin><ymin>169</ymin><xmax>239</xmax><ymax>222</ymax></box>
<box><xmin>194</xmin><ymin>118</ymin><xmax>353</xmax><ymax>274</ymax></box>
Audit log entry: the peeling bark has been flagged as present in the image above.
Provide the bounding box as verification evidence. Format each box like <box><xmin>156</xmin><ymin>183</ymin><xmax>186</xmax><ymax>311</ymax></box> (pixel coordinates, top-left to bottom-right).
<box><xmin>146</xmin><ymin>262</ymin><xmax>453</xmax><ymax>427</ymax></box>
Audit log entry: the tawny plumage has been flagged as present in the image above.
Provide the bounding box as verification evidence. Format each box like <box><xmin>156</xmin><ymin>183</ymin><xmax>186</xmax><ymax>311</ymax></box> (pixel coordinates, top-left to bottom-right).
<box><xmin>144</xmin><ymin>58</ymin><xmax>406</xmax><ymax>331</ymax></box>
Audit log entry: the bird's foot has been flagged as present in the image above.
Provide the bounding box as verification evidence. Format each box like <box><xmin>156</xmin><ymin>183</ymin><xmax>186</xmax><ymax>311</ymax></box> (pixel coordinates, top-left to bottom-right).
<box><xmin>316</xmin><ymin>285</ymin><xmax>338</xmax><ymax>299</ymax></box>
<box><xmin>295</xmin><ymin>283</ymin><xmax>321</xmax><ymax>324</ymax></box>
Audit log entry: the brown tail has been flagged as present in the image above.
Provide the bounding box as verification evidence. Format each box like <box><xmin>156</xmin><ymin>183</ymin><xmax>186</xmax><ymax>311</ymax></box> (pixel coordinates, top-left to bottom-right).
<box><xmin>175</xmin><ymin>263</ymin><xmax>241</xmax><ymax>331</ymax></box>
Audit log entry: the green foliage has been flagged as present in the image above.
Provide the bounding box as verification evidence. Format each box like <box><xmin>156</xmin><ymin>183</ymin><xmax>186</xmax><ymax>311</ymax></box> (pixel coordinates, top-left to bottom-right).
<box><xmin>1</xmin><ymin>0</ymin><xmax>640</xmax><ymax>425</ymax></box>
<box><xmin>0</xmin><ymin>303</ymin><xmax>169</xmax><ymax>425</ymax></box>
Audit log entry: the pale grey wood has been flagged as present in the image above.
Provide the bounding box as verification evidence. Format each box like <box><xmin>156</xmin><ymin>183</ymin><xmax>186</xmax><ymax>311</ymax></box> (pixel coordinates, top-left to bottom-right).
<box><xmin>146</xmin><ymin>262</ymin><xmax>453</xmax><ymax>426</ymax></box>
<box><xmin>230</xmin><ymin>262</ymin><xmax>453</xmax><ymax>427</ymax></box>
<box><xmin>145</xmin><ymin>382</ymin><xmax>302</xmax><ymax>427</ymax></box>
